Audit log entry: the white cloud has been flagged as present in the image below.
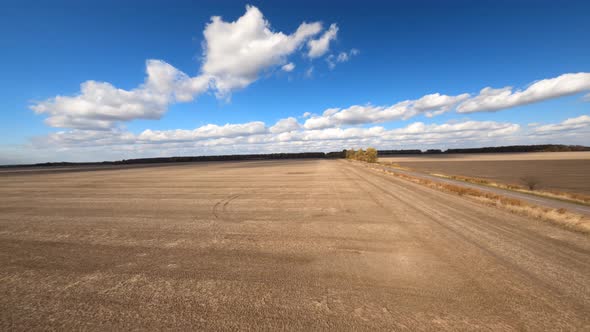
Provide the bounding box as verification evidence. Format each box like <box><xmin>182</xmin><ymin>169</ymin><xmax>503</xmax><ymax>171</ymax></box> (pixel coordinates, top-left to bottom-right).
<box><xmin>305</xmin><ymin>66</ymin><xmax>314</xmax><ymax>78</ymax></box>
<box><xmin>31</xmin><ymin>5</ymin><xmax>333</xmax><ymax>130</ymax></box>
<box><xmin>34</xmin><ymin>122</ymin><xmax>268</xmax><ymax>148</ymax></box>
<box><xmin>137</xmin><ymin>122</ymin><xmax>267</xmax><ymax>142</ymax></box>
<box><xmin>269</xmin><ymin>117</ymin><xmax>300</xmax><ymax>134</ymax></box>
<box><xmin>304</xmin><ymin>102</ymin><xmax>410</xmax><ymax>130</ymax></box>
<box><xmin>326</xmin><ymin>55</ymin><xmax>336</xmax><ymax>70</ymax></box>
<box><xmin>30</xmin><ymin>119</ymin><xmax>527</xmax><ymax>160</ymax></box>
<box><xmin>531</xmin><ymin>115</ymin><xmax>590</xmax><ymax>135</ymax></box>
<box><xmin>31</xmin><ymin>60</ymin><xmax>210</xmax><ymax>130</ymax></box>
<box><xmin>413</xmin><ymin>93</ymin><xmax>470</xmax><ymax>117</ymax></box>
<box><xmin>300</xmin><ymin>126</ymin><xmax>385</xmax><ymax>141</ymax></box>
<box><xmin>327</xmin><ymin>48</ymin><xmax>358</xmax><ymax>69</ymax></box>
<box><xmin>33</xmin><ymin>129</ymin><xmax>136</xmax><ymax>148</ymax></box>
<box><xmin>23</xmin><ymin>115</ymin><xmax>590</xmax><ymax>164</ymax></box>
<box><xmin>457</xmin><ymin>72</ymin><xmax>590</xmax><ymax>113</ymax></box>
<box><xmin>303</xmin><ymin>93</ymin><xmax>469</xmax><ymax>129</ymax></box>
<box><xmin>386</xmin><ymin>121</ymin><xmax>520</xmax><ymax>138</ymax></box>
<box><xmin>307</xmin><ymin>23</ymin><xmax>338</xmax><ymax>58</ymax></box>
<box><xmin>301</xmin><ymin>72</ymin><xmax>590</xmax><ymax>130</ymax></box>
<box><xmin>281</xmin><ymin>62</ymin><xmax>295</xmax><ymax>72</ymax></box>
<box><xmin>202</xmin><ymin>5</ymin><xmax>323</xmax><ymax>96</ymax></box>
<box><xmin>337</xmin><ymin>48</ymin><xmax>359</xmax><ymax>62</ymax></box>
<box><xmin>337</xmin><ymin>52</ymin><xmax>349</xmax><ymax>63</ymax></box>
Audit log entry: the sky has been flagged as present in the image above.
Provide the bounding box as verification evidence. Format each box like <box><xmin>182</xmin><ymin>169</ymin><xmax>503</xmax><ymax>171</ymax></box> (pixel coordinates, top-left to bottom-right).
<box><xmin>1</xmin><ymin>0</ymin><xmax>589</xmax><ymax>164</ymax></box>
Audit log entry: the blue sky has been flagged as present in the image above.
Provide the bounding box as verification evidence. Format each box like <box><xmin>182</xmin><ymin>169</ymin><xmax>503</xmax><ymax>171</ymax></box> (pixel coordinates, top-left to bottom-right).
<box><xmin>1</xmin><ymin>0</ymin><xmax>589</xmax><ymax>164</ymax></box>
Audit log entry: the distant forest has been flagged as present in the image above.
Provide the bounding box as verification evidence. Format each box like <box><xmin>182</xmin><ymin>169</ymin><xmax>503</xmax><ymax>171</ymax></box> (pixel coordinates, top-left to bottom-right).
<box><xmin>378</xmin><ymin>144</ymin><xmax>590</xmax><ymax>155</ymax></box>
<box><xmin>3</xmin><ymin>144</ymin><xmax>589</xmax><ymax>168</ymax></box>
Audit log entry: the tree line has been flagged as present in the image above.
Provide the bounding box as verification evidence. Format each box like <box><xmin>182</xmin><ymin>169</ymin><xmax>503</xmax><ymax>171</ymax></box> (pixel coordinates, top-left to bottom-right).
<box><xmin>378</xmin><ymin>144</ymin><xmax>589</xmax><ymax>155</ymax></box>
<box><xmin>7</xmin><ymin>152</ymin><xmax>345</xmax><ymax>168</ymax></box>
<box><xmin>3</xmin><ymin>144</ymin><xmax>587</xmax><ymax>168</ymax></box>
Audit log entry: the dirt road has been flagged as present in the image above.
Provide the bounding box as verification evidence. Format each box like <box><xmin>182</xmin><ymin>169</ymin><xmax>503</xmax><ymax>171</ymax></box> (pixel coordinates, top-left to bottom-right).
<box><xmin>1</xmin><ymin>160</ymin><xmax>589</xmax><ymax>330</ymax></box>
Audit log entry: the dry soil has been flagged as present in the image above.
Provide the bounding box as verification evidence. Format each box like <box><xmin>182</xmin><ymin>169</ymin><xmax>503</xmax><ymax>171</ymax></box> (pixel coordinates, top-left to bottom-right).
<box><xmin>0</xmin><ymin>160</ymin><xmax>589</xmax><ymax>330</ymax></box>
<box><xmin>381</xmin><ymin>152</ymin><xmax>590</xmax><ymax>194</ymax></box>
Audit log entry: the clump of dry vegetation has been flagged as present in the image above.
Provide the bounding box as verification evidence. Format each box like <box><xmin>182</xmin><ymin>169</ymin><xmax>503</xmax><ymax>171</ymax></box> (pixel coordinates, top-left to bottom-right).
<box><xmin>346</xmin><ymin>147</ymin><xmax>378</xmax><ymax>163</ymax></box>
<box><xmin>369</xmin><ymin>166</ymin><xmax>590</xmax><ymax>234</ymax></box>
<box><xmin>520</xmin><ymin>176</ymin><xmax>540</xmax><ymax>190</ymax></box>
<box><xmin>378</xmin><ymin>161</ymin><xmax>412</xmax><ymax>171</ymax></box>
<box><xmin>424</xmin><ymin>172</ymin><xmax>590</xmax><ymax>206</ymax></box>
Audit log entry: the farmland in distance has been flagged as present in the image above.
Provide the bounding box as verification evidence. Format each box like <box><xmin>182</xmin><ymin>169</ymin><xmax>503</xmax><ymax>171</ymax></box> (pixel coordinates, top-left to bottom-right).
<box><xmin>381</xmin><ymin>151</ymin><xmax>590</xmax><ymax>194</ymax></box>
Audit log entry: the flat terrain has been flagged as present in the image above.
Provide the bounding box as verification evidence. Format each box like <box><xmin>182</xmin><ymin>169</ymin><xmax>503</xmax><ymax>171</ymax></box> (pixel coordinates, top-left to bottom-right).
<box><xmin>382</xmin><ymin>152</ymin><xmax>590</xmax><ymax>195</ymax></box>
<box><xmin>1</xmin><ymin>160</ymin><xmax>589</xmax><ymax>330</ymax></box>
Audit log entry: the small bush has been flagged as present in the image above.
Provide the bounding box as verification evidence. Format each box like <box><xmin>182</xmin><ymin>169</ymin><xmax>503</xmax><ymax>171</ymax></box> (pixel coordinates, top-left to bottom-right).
<box><xmin>355</xmin><ymin>149</ymin><xmax>366</xmax><ymax>162</ymax></box>
<box><xmin>521</xmin><ymin>176</ymin><xmax>541</xmax><ymax>190</ymax></box>
<box><xmin>365</xmin><ymin>148</ymin><xmax>378</xmax><ymax>163</ymax></box>
<box><xmin>345</xmin><ymin>149</ymin><xmax>356</xmax><ymax>159</ymax></box>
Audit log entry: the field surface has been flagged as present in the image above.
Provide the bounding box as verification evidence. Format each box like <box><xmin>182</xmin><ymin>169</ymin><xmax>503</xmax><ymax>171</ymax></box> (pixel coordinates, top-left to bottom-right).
<box><xmin>1</xmin><ymin>160</ymin><xmax>589</xmax><ymax>330</ymax></box>
<box><xmin>381</xmin><ymin>152</ymin><xmax>590</xmax><ymax>194</ymax></box>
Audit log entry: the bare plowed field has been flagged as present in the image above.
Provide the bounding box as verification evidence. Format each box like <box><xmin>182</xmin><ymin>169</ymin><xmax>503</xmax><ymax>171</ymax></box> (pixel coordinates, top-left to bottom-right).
<box><xmin>382</xmin><ymin>152</ymin><xmax>590</xmax><ymax>194</ymax></box>
<box><xmin>1</xmin><ymin>160</ymin><xmax>589</xmax><ymax>330</ymax></box>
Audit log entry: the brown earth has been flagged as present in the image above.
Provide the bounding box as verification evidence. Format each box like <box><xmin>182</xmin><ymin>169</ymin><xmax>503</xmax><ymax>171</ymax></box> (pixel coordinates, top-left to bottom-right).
<box><xmin>0</xmin><ymin>160</ymin><xmax>589</xmax><ymax>330</ymax></box>
<box><xmin>380</xmin><ymin>151</ymin><xmax>590</xmax><ymax>162</ymax></box>
<box><xmin>382</xmin><ymin>152</ymin><xmax>590</xmax><ymax>195</ymax></box>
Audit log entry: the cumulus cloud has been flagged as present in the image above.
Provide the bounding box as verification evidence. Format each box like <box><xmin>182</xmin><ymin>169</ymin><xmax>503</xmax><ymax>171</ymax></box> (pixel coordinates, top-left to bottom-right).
<box><xmin>31</xmin><ymin>60</ymin><xmax>210</xmax><ymax>130</ymax></box>
<box><xmin>307</xmin><ymin>24</ymin><xmax>338</xmax><ymax>58</ymax></box>
<box><xmin>269</xmin><ymin>117</ymin><xmax>300</xmax><ymax>133</ymax></box>
<box><xmin>413</xmin><ymin>93</ymin><xmax>470</xmax><ymax>117</ymax></box>
<box><xmin>301</xmin><ymin>72</ymin><xmax>590</xmax><ymax>130</ymax></box>
<box><xmin>31</xmin><ymin>5</ymin><xmax>335</xmax><ymax>130</ymax></box>
<box><xmin>304</xmin><ymin>102</ymin><xmax>412</xmax><ymax>130</ymax></box>
<box><xmin>386</xmin><ymin>121</ymin><xmax>520</xmax><ymax>138</ymax></box>
<box><xmin>202</xmin><ymin>5</ymin><xmax>323</xmax><ymax>96</ymax></box>
<box><xmin>26</xmin><ymin>114</ymin><xmax>590</xmax><ymax>163</ymax></box>
<box><xmin>531</xmin><ymin>115</ymin><xmax>590</xmax><ymax>135</ymax></box>
<box><xmin>457</xmin><ymin>72</ymin><xmax>590</xmax><ymax>113</ymax></box>
<box><xmin>281</xmin><ymin>62</ymin><xmax>295</xmax><ymax>72</ymax></box>
<box><xmin>303</xmin><ymin>93</ymin><xmax>470</xmax><ymax>129</ymax></box>
<box><xmin>34</xmin><ymin>118</ymin><xmax>522</xmax><ymax>154</ymax></box>
<box><xmin>33</xmin><ymin>122</ymin><xmax>268</xmax><ymax>149</ymax></box>
<box><xmin>138</xmin><ymin>122</ymin><xmax>267</xmax><ymax>142</ymax></box>
<box><xmin>315</xmin><ymin>126</ymin><xmax>384</xmax><ymax>140</ymax></box>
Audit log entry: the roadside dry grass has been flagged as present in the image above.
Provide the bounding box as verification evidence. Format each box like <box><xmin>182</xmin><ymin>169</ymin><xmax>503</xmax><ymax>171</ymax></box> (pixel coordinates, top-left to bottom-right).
<box><xmin>366</xmin><ymin>164</ymin><xmax>590</xmax><ymax>234</ymax></box>
<box><xmin>431</xmin><ymin>173</ymin><xmax>590</xmax><ymax>206</ymax></box>
<box><xmin>378</xmin><ymin>161</ymin><xmax>412</xmax><ymax>171</ymax></box>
